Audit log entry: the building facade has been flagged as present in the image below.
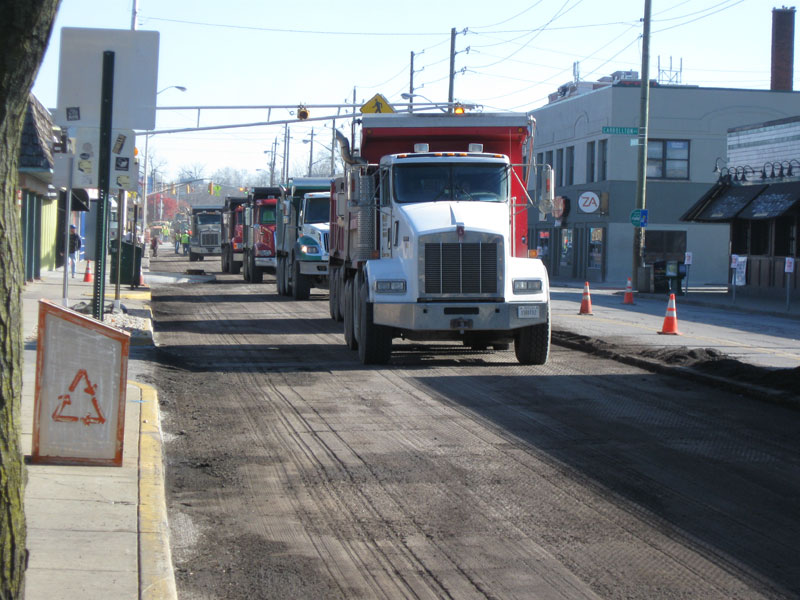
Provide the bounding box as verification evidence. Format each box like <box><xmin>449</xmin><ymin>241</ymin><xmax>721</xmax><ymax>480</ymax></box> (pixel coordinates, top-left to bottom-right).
<box><xmin>528</xmin><ymin>75</ymin><xmax>800</xmax><ymax>286</ymax></box>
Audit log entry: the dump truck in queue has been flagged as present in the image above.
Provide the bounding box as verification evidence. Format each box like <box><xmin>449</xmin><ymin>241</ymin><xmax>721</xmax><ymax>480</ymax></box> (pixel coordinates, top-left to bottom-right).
<box><xmin>275</xmin><ymin>177</ymin><xmax>333</xmax><ymax>299</ymax></box>
<box><xmin>220</xmin><ymin>195</ymin><xmax>247</xmax><ymax>274</ymax></box>
<box><xmin>328</xmin><ymin>112</ymin><xmax>554</xmax><ymax>365</ymax></box>
<box><xmin>242</xmin><ymin>186</ymin><xmax>281</xmax><ymax>283</ymax></box>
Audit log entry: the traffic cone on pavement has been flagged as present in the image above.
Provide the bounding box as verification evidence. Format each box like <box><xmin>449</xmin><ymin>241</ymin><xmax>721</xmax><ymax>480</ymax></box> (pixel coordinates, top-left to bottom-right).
<box><xmin>623</xmin><ymin>277</ymin><xmax>635</xmax><ymax>304</ymax></box>
<box><xmin>578</xmin><ymin>281</ymin><xmax>594</xmax><ymax>315</ymax></box>
<box><xmin>658</xmin><ymin>293</ymin><xmax>681</xmax><ymax>335</ymax></box>
<box><xmin>83</xmin><ymin>260</ymin><xmax>93</xmax><ymax>283</ymax></box>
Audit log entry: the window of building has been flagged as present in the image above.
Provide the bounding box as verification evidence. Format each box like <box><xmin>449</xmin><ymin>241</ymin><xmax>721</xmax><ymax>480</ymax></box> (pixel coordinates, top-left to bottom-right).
<box><xmin>586</xmin><ymin>141</ymin><xmax>595</xmax><ymax>183</ymax></box>
<box><xmin>565</xmin><ymin>146</ymin><xmax>574</xmax><ymax>186</ymax></box>
<box><xmin>588</xmin><ymin>227</ymin><xmax>604</xmax><ymax>270</ymax></box>
<box><xmin>774</xmin><ymin>216</ymin><xmax>796</xmax><ymax>257</ymax></box>
<box><xmin>647</xmin><ymin>139</ymin><xmax>689</xmax><ymax>179</ymax></box>
<box><xmin>750</xmin><ymin>220</ymin><xmax>770</xmax><ymax>255</ymax></box>
<box><xmin>556</xmin><ymin>148</ymin><xmax>564</xmax><ymax>187</ymax></box>
<box><xmin>598</xmin><ymin>139</ymin><xmax>607</xmax><ymax>181</ymax></box>
<box><xmin>643</xmin><ymin>230</ymin><xmax>687</xmax><ymax>263</ymax></box>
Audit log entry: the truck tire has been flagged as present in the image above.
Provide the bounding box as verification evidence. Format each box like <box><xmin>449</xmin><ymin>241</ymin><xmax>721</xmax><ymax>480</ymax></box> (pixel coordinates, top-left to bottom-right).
<box><xmin>514</xmin><ymin>309</ymin><xmax>550</xmax><ymax>365</ymax></box>
<box><xmin>276</xmin><ymin>257</ymin><xmax>286</xmax><ymax>295</ymax></box>
<box><xmin>343</xmin><ymin>277</ymin><xmax>357</xmax><ymax>350</ymax></box>
<box><xmin>251</xmin><ymin>253</ymin><xmax>263</xmax><ymax>283</ymax></box>
<box><xmin>231</xmin><ymin>260</ymin><xmax>241</xmax><ymax>275</ymax></box>
<box><xmin>283</xmin><ymin>257</ymin><xmax>292</xmax><ymax>296</ymax></box>
<box><xmin>221</xmin><ymin>249</ymin><xmax>229</xmax><ymax>273</ymax></box>
<box><xmin>358</xmin><ymin>278</ymin><xmax>392</xmax><ymax>364</ymax></box>
<box><xmin>242</xmin><ymin>251</ymin><xmax>250</xmax><ymax>281</ymax></box>
<box><xmin>292</xmin><ymin>259</ymin><xmax>310</xmax><ymax>300</ymax></box>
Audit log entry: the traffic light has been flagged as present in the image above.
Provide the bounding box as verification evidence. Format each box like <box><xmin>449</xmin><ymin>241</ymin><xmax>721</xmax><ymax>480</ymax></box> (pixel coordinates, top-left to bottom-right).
<box><xmin>207</xmin><ymin>181</ymin><xmax>213</xmax><ymax>194</ymax></box>
<box><xmin>297</xmin><ymin>105</ymin><xmax>309</xmax><ymax>120</ymax></box>
<box><xmin>453</xmin><ymin>103</ymin><xmax>465</xmax><ymax>115</ymax></box>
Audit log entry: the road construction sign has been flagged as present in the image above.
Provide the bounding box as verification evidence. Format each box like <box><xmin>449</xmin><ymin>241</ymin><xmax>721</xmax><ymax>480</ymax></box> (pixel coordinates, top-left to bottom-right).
<box><xmin>360</xmin><ymin>94</ymin><xmax>395</xmax><ymax>114</ymax></box>
<box><xmin>33</xmin><ymin>300</ymin><xmax>130</xmax><ymax>466</ymax></box>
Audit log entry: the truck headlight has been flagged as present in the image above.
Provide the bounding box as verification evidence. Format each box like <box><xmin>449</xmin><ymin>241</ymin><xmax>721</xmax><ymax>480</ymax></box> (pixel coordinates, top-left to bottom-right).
<box><xmin>299</xmin><ymin>244</ymin><xmax>320</xmax><ymax>255</ymax></box>
<box><xmin>513</xmin><ymin>279</ymin><xmax>543</xmax><ymax>294</ymax></box>
<box><xmin>374</xmin><ymin>279</ymin><xmax>406</xmax><ymax>294</ymax></box>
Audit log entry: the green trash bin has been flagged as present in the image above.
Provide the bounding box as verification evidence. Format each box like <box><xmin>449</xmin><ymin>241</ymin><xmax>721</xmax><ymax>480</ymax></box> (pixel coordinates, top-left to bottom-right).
<box><xmin>109</xmin><ymin>241</ymin><xmax>142</xmax><ymax>286</ymax></box>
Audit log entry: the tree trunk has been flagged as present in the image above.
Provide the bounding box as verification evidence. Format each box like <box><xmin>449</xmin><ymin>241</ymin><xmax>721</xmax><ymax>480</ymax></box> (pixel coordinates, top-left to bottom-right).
<box><xmin>0</xmin><ymin>2</ymin><xmax>60</xmax><ymax>598</ymax></box>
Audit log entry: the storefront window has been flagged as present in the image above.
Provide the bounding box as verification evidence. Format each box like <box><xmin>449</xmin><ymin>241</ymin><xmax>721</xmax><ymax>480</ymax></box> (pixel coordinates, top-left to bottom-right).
<box><xmin>560</xmin><ymin>228</ymin><xmax>574</xmax><ymax>269</ymax></box>
<box><xmin>588</xmin><ymin>227</ymin><xmax>604</xmax><ymax>270</ymax></box>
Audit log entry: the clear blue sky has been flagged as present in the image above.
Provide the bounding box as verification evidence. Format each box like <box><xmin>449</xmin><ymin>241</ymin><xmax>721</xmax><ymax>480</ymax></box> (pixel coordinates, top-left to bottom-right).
<box><xmin>33</xmin><ymin>0</ymin><xmax>790</xmax><ymax>181</ymax></box>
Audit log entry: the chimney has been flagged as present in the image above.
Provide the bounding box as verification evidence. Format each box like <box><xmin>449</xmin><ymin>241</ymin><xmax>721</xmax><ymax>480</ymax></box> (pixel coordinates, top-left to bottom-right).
<box><xmin>771</xmin><ymin>6</ymin><xmax>796</xmax><ymax>91</ymax></box>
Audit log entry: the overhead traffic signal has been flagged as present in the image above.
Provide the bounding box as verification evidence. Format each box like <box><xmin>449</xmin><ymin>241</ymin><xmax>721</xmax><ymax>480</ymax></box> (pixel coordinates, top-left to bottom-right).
<box><xmin>297</xmin><ymin>105</ymin><xmax>309</xmax><ymax>120</ymax></box>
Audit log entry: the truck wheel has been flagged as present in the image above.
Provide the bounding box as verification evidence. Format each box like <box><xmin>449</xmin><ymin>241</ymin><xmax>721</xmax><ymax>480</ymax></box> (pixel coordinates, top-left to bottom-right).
<box><xmin>189</xmin><ymin>252</ymin><xmax>198</xmax><ymax>262</ymax></box>
<box><xmin>221</xmin><ymin>249</ymin><xmax>229</xmax><ymax>273</ymax></box>
<box><xmin>283</xmin><ymin>257</ymin><xmax>292</xmax><ymax>296</ymax></box>
<box><xmin>276</xmin><ymin>257</ymin><xmax>285</xmax><ymax>295</ymax></box>
<box><xmin>358</xmin><ymin>278</ymin><xmax>392</xmax><ymax>365</ymax></box>
<box><xmin>343</xmin><ymin>277</ymin><xmax>357</xmax><ymax>350</ymax></box>
<box><xmin>242</xmin><ymin>251</ymin><xmax>250</xmax><ymax>281</ymax></box>
<box><xmin>292</xmin><ymin>259</ymin><xmax>310</xmax><ymax>300</ymax></box>
<box><xmin>251</xmin><ymin>254</ymin><xmax>263</xmax><ymax>283</ymax></box>
<box><xmin>231</xmin><ymin>260</ymin><xmax>241</xmax><ymax>275</ymax></box>
<box><xmin>199</xmin><ymin>255</ymin><xmax>205</xmax><ymax>261</ymax></box>
<box><xmin>514</xmin><ymin>309</ymin><xmax>550</xmax><ymax>365</ymax></box>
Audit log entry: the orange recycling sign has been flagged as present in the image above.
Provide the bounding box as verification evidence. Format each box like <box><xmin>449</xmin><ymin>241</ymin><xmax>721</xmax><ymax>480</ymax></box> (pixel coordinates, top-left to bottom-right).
<box><xmin>52</xmin><ymin>369</ymin><xmax>106</xmax><ymax>426</ymax></box>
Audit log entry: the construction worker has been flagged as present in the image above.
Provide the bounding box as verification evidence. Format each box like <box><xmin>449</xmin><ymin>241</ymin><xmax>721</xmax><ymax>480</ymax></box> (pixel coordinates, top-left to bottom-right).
<box><xmin>181</xmin><ymin>230</ymin><xmax>190</xmax><ymax>255</ymax></box>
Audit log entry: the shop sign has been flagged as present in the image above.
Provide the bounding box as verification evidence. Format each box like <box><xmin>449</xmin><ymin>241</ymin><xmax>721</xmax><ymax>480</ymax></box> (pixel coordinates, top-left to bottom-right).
<box><xmin>578</xmin><ymin>191</ymin><xmax>600</xmax><ymax>213</ymax></box>
<box><xmin>552</xmin><ymin>196</ymin><xmax>569</xmax><ymax>219</ymax></box>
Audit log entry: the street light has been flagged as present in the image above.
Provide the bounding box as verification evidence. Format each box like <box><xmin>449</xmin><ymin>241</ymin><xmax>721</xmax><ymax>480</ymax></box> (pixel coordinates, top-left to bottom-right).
<box><xmin>401</xmin><ymin>92</ymin><xmax>447</xmax><ymax>113</ymax></box>
<box><xmin>157</xmin><ymin>85</ymin><xmax>187</xmax><ymax>95</ymax></box>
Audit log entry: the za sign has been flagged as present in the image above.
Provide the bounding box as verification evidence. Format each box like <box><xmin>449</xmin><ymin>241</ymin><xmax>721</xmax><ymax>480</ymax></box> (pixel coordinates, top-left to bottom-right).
<box><xmin>578</xmin><ymin>191</ymin><xmax>600</xmax><ymax>213</ymax></box>
<box><xmin>33</xmin><ymin>300</ymin><xmax>130</xmax><ymax>466</ymax></box>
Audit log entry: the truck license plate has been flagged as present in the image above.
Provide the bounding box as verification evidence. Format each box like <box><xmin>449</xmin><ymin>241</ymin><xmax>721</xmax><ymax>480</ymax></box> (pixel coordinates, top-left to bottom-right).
<box><xmin>517</xmin><ymin>306</ymin><xmax>540</xmax><ymax>319</ymax></box>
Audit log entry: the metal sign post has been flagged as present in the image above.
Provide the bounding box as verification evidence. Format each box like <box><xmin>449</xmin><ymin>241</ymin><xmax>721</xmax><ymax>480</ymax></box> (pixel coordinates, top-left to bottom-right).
<box><xmin>92</xmin><ymin>51</ymin><xmax>115</xmax><ymax>321</ymax></box>
<box><xmin>61</xmin><ymin>152</ymin><xmax>75</xmax><ymax>307</ymax></box>
<box><xmin>786</xmin><ymin>257</ymin><xmax>795</xmax><ymax>311</ymax></box>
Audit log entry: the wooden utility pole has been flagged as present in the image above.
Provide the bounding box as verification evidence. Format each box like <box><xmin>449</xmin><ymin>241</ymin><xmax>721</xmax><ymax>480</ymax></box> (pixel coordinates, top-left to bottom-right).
<box><xmin>632</xmin><ymin>0</ymin><xmax>652</xmax><ymax>288</ymax></box>
<box><xmin>447</xmin><ymin>28</ymin><xmax>456</xmax><ymax>112</ymax></box>
<box><xmin>409</xmin><ymin>51</ymin><xmax>415</xmax><ymax>113</ymax></box>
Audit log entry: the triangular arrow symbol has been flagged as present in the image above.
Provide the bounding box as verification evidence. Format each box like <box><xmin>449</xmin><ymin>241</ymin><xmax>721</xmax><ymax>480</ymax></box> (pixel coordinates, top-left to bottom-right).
<box><xmin>52</xmin><ymin>369</ymin><xmax>106</xmax><ymax>426</ymax></box>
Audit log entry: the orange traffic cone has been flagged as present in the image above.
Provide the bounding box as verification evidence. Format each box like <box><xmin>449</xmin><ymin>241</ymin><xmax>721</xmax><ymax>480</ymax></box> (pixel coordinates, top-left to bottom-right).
<box><xmin>622</xmin><ymin>277</ymin><xmax>635</xmax><ymax>304</ymax></box>
<box><xmin>658</xmin><ymin>293</ymin><xmax>681</xmax><ymax>335</ymax></box>
<box><xmin>83</xmin><ymin>260</ymin><xmax>93</xmax><ymax>283</ymax></box>
<box><xmin>578</xmin><ymin>281</ymin><xmax>594</xmax><ymax>315</ymax></box>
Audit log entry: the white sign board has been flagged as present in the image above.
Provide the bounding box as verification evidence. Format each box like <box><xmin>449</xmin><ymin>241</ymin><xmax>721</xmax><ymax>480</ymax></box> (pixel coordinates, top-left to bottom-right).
<box><xmin>684</xmin><ymin>251</ymin><xmax>693</xmax><ymax>265</ymax></box>
<box><xmin>578</xmin><ymin>191</ymin><xmax>600</xmax><ymax>213</ymax></box>
<box><xmin>734</xmin><ymin>256</ymin><xmax>748</xmax><ymax>287</ymax></box>
<box><xmin>33</xmin><ymin>300</ymin><xmax>130</xmax><ymax>466</ymax></box>
<box><xmin>786</xmin><ymin>257</ymin><xmax>795</xmax><ymax>273</ymax></box>
<box><xmin>70</xmin><ymin>128</ymin><xmax>137</xmax><ymax>191</ymax></box>
<box><xmin>55</xmin><ymin>28</ymin><xmax>159</xmax><ymax>130</ymax></box>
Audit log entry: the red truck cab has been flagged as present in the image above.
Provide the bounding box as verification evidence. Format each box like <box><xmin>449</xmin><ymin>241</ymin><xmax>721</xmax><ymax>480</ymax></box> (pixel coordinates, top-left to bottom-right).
<box><xmin>243</xmin><ymin>187</ymin><xmax>282</xmax><ymax>283</ymax></box>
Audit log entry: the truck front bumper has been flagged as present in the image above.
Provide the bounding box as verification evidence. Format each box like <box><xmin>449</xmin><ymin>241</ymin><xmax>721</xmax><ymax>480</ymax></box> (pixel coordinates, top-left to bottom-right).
<box><xmin>372</xmin><ymin>301</ymin><xmax>548</xmax><ymax>331</ymax></box>
<box><xmin>299</xmin><ymin>261</ymin><xmax>328</xmax><ymax>276</ymax></box>
<box><xmin>254</xmin><ymin>257</ymin><xmax>276</xmax><ymax>268</ymax></box>
<box><xmin>190</xmin><ymin>246</ymin><xmax>221</xmax><ymax>256</ymax></box>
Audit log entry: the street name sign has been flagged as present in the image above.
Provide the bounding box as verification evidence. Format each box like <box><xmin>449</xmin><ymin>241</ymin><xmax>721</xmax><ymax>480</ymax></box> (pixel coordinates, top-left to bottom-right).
<box><xmin>602</xmin><ymin>126</ymin><xmax>639</xmax><ymax>135</ymax></box>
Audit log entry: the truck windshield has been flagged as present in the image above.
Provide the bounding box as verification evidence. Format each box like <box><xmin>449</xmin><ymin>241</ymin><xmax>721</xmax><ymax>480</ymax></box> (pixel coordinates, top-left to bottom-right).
<box><xmin>304</xmin><ymin>197</ymin><xmax>330</xmax><ymax>224</ymax></box>
<box><xmin>196</xmin><ymin>214</ymin><xmax>220</xmax><ymax>225</ymax></box>
<box><xmin>393</xmin><ymin>163</ymin><xmax>508</xmax><ymax>204</ymax></box>
<box><xmin>259</xmin><ymin>207</ymin><xmax>276</xmax><ymax>225</ymax></box>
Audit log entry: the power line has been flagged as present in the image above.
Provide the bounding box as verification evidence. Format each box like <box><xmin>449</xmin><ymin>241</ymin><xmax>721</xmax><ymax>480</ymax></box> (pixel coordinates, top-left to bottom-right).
<box><xmin>468</xmin><ymin>0</ymin><xmax>546</xmax><ymax>30</ymax></box>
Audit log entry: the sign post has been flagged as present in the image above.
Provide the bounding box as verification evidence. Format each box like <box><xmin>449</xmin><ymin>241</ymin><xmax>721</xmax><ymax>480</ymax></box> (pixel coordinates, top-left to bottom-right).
<box><xmin>684</xmin><ymin>251</ymin><xmax>692</xmax><ymax>295</ymax></box>
<box><xmin>786</xmin><ymin>257</ymin><xmax>795</xmax><ymax>311</ymax></box>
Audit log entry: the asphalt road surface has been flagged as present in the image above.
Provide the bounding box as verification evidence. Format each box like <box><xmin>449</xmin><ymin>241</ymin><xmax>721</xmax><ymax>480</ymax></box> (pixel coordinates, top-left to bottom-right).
<box><xmin>136</xmin><ymin>250</ymin><xmax>800</xmax><ymax>599</ymax></box>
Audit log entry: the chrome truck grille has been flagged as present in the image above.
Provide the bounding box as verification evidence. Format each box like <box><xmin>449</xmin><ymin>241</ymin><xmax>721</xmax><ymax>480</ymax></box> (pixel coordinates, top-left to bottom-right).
<box><xmin>200</xmin><ymin>232</ymin><xmax>219</xmax><ymax>247</ymax></box>
<box><xmin>422</xmin><ymin>238</ymin><xmax>501</xmax><ymax>296</ymax></box>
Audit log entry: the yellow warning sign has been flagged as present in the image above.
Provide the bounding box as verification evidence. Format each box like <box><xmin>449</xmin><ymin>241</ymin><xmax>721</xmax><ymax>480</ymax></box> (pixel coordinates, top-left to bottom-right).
<box><xmin>360</xmin><ymin>94</ymin><xmax>395</xmax><ymax>114</ymax></box>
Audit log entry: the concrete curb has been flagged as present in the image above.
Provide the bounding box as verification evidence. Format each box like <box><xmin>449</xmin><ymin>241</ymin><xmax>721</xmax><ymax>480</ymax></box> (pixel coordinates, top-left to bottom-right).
<box><xmin>130</xmin><ymin>381</ymin><xmax>177</xmax><ymax>600</ymax></box>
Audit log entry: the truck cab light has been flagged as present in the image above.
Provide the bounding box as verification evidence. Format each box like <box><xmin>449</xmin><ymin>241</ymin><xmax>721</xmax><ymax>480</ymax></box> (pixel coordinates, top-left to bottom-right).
<box><xmin>513</xmin><ymin>279</ymin><xmax>543</xmax><ymax>294</ymax></box>
<box><xmin>414</xmin><ymin>143</ymin><xmax>429</xmax><ymax>153</ymax></box>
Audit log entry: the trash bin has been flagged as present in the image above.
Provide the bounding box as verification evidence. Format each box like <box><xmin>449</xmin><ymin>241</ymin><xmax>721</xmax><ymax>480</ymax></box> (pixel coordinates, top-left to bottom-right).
<box><xmin>109</xmin><ymin>241</ymin><xmax>142</xmax><ymax>286</ymax></box>
<box><xmin>637</xmin><ymin>266</ymin><xmax>653</xmax><ymax>293</ymax></box>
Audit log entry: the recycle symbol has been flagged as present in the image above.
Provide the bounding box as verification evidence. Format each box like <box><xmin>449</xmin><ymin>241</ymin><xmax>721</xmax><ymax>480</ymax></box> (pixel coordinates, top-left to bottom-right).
<box><xmin>52</xmin><ymin>369</ymin><xmax>106</xmax><ymax>426</ymax></box>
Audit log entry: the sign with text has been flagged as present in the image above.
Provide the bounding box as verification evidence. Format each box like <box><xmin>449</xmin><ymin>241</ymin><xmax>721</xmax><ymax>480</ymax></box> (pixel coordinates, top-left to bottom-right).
<box><xmin>684</xmin><ymin>251</ymin><xmax>693</xmax><ymax>265</ymax></box>
<box><xmin>578</xmin><ymin>191</ymin><xmax>600</xmax><ymax>213</ymax></box>
<box><xmin>602</xmin><ymin>126</ymin><xmax>639</xmax><ymax>135</ymax></box>
<box><xmin>32</xmin><ymin>300</ymin><xmax>130</xmax><ymax>466</ymax></box>
<box><xmin>786</xmin><ymin>257</ymin><xmax>795</xmax><ymax>273</ymax></box>
<box><xmin>630</xmin><ymin>208</ymin><xmax>648</xmax><ymax>227</ymax></box>
<box><xmin>734</xmin><ymin>255</ymin><xmax>748</xmax><ymax>286</ymax></box>
<box><xmin>55</xmin><ymin>28</ymin><xmax>159</xmax><ymax>130</ymax></box>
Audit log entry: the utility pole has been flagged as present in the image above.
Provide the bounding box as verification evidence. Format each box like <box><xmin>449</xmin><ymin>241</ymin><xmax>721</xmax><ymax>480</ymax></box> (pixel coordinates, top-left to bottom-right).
<box><xmin>632</xmin><ymin>0</ymin><xmax>652</xmax><ymax>289</ymax></box>
<box><xmin>330</xmin><ymin>119</ymin><xmax>336</xmax><ymax>176</ymax></box>
<box><xmin>282</xmin><ymin>123</ymin><xmax>290</xmax><ymax>184</ymax></box>
<box><xmin>270</xmin><ymin>137</ymin><xmax>277</xmax><ymax>185</ymax></box>
<box><xmin>307</xmin><ymin>128</ymin><xmax>315</xmax><ymax>176</ymax></box>
<box><xmin>409</xmin><ymin>51</ymin><xmax>415</xmax><ymax>113</ymax></box>
<box><xmin>447</xmin><ymin>28</ymin><xmax>456</xmax><ymax>113</ymax></box>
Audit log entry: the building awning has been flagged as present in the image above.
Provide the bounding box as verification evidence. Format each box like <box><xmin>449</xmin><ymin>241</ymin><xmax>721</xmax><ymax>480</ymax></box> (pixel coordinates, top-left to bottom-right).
<box><xmin>736</xmin><ymin>181</ymin><xmax>800</xmax><ymax>220</ymax></box>
<box><xmin>682</xmin><ymin>181</ymin><xmax>800</xmax><ymax>222</ymax></box>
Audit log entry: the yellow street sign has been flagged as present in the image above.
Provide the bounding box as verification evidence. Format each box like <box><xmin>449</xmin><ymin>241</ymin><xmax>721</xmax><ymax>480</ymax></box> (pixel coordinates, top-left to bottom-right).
<box><xmin>360</xmin><ymin>94</ymin><xmax>395</xmax><ymax>114</ymax></box>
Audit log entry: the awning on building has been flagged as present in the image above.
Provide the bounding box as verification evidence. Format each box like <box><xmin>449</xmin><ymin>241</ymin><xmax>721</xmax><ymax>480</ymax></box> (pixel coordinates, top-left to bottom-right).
<box><xmin>681</xmin><ymin>181</ymin><xmax>768</xmax><ymax>222</ymax></box>
<box><xmin>735</xmin><ymin>181</ymin><xmax>800</xmax><ymax>220</ymax></box>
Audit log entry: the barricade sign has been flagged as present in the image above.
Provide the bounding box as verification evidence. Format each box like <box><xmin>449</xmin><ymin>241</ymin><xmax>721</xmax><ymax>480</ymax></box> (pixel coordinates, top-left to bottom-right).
<box><xmin>32</xmin><ymin>300</ymin><xmax>130</xmax><ymax>466</ymax></box>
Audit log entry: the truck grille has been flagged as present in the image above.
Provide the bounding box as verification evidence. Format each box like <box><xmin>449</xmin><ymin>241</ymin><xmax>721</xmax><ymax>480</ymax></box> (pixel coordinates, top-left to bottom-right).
<box><xmin>424</xmin><ymin>242</ymin><xmax>498</xmax><ymax>294</ymax></box>
<box><xmin>200</xmin><ymin>232</ymin><xmax>219</xmax><ymax>247</ymax></box>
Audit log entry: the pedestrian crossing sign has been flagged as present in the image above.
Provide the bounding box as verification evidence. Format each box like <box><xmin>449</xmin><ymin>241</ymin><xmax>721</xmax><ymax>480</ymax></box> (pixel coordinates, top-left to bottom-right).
<box><xmin>360</xmin><ymin>94</ymin><xmax>395</xmax><ymax>114</ymax></box>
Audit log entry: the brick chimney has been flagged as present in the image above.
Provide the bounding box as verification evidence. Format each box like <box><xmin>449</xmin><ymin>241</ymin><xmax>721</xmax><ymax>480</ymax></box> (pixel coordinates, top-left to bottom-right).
<box><xmin>771</xmin><ymin>6</ymin><xmax>796</xmax><ymax>91</ymax></box>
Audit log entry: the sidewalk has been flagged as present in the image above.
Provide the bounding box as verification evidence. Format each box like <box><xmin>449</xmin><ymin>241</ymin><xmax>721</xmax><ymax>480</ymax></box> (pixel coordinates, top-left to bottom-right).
<box><xmin>19</xmin><ymin>261</ymin><xmax>176</xmax><ymax>600</ymax></box>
